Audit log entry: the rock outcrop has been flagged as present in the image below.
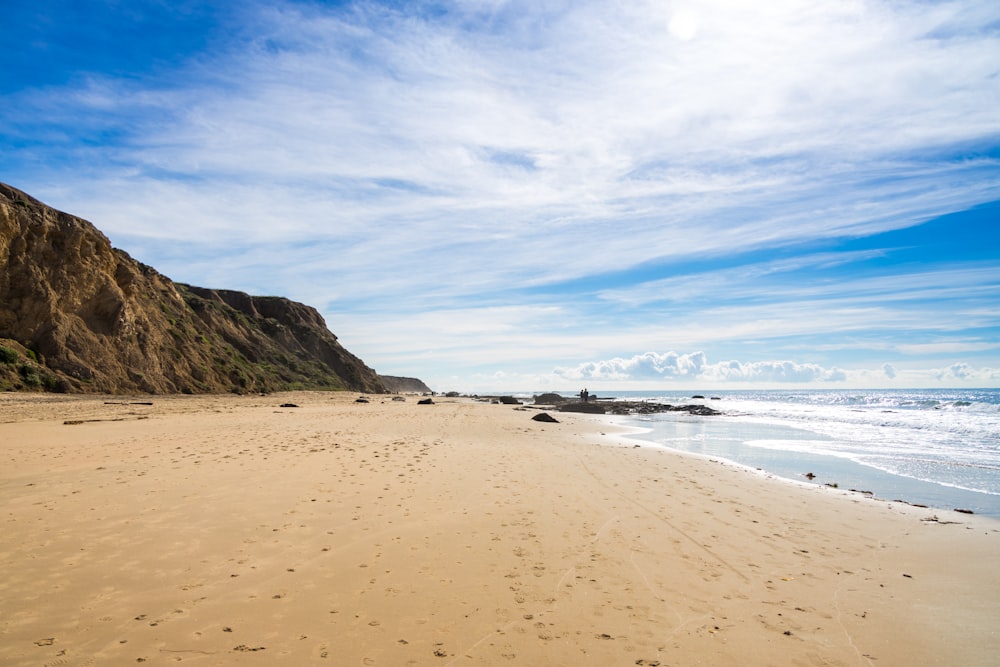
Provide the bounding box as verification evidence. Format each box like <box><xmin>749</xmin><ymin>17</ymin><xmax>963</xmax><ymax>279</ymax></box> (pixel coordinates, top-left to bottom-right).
<box><xmin>557</xmin><ymin>401</ymin><xmax>722</xmax><ymax>416</ymax></box>
<box><xmin>0</xmin><ymin>182</ymin><xmax>385</xmax><ymax>394</ymax></box>
<box><xmin>533</xmin><ymin>392</ymin><xmax>567</xmax><ymax>404</ymax></box>
<box><xmin>379</xmin><ymin>375</ymin><xmax>432</xmax><ymax>393</ymax></box>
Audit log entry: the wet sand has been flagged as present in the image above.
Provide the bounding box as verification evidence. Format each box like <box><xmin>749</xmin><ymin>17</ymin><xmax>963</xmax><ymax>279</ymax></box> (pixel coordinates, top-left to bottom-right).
<box><xmin>1</xmin><ymin>392</ymin><xmax>998</xmax><ymax>666</ymax></box>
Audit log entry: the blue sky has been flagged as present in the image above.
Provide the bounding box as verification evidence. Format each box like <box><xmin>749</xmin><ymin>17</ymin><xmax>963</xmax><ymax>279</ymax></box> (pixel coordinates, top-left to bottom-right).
<box><xmin>2</xmin><ymin>0</ymin><xmax>999</xmax><ymax>391</ymax></box>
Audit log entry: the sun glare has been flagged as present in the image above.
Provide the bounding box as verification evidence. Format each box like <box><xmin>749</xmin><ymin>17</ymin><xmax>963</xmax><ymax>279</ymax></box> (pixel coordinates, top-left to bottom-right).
<box><xmin>668</xmin><ymin>9</ymin><xmax>700</xmax><ymax>41</ymax></box>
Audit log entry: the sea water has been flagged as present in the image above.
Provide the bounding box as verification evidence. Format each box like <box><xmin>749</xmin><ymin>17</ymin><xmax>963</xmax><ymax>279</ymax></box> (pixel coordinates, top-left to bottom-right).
<box><xmin>547</xmin><ymin>389</ymin><xmax>1000</xmax><ymax>518</ymax></box>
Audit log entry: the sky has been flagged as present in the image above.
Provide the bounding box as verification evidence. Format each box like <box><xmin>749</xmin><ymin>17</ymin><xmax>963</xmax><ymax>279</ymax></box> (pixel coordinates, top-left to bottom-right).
<box><xmin>2</xmin><ymin>0</ymin><xmax>999</xmax><ymax>392</ymax></box>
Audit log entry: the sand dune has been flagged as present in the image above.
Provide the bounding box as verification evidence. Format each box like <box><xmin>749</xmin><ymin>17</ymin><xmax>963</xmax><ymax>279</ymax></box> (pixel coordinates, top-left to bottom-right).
<box><xmin>1</xmin><ymin>392</ymin><xmax>997</xmax><ymax>665</ymax></box>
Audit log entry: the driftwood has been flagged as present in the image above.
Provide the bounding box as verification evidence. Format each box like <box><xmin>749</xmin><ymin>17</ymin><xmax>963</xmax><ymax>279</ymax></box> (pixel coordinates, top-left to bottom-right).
<box><xmin>64</xmin><ymin>416</ymin><xmax>150</xmax><ymax>425</ymax></box>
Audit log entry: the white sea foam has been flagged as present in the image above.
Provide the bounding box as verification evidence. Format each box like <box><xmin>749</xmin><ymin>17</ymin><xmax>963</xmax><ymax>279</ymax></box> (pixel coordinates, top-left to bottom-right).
<box><xmin>603</xmin><ymin>388</ymin><xmax>1000</xmax><ymax>516</ymax></box>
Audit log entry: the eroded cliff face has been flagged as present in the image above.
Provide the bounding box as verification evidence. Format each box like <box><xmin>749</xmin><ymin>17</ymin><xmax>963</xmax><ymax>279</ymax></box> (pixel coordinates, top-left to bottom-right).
<box><xmin>0</xmin><ymin>182</ymin><xmax>385</xmax><ymax>394</ymax></box>
<box><xmin>380</xmin><ymin>375</ymin><xmax>433</xmax><ymax>393</ymax></box>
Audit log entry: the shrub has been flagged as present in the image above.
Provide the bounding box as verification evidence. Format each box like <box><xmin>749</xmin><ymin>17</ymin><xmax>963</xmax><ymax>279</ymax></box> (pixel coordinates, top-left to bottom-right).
<box><xmin>19</xmin><ymin>366</ymin><xmax>42</xmax><ymax>386</ymax></box>
<box><xmin>0</xmin><ymin>346</ymin><xmax>18</xmax><ymax>364</ymax></box>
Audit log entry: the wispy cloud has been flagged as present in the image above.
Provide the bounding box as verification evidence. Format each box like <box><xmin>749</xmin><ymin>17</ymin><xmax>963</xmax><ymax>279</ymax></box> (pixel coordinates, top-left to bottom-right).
<box><xmin>896</xmin><ymin>341</ymin><xmax>1000</xmax><ymax>355</ymax></box>
<box><xmin>2</xmin><ymin>0</ymin><xmax>999</xmax><ymax>389</ymax></box>
<box><xmin>597</xmin><ymin>261</ymin><xmax>1000</xmax><ymax>309</ymax></box>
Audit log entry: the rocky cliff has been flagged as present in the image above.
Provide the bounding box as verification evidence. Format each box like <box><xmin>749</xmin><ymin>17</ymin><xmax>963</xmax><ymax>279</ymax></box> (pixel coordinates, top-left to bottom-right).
<box><xmin>0</xmin><ymin>182</ymin><xmax>386</xmax><ymax>394</ymax></box>
<box><xmin>379</xmin><ymin>375</ymin><xmax>433</xmax><ymax>393</ymax></box>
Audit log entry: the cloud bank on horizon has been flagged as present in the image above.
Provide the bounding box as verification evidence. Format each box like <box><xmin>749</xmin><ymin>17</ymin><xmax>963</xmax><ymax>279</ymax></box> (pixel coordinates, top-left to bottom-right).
<box><xmin>2</xmin><ymin>0</ymin><xmax>999</xmax><ymax>391</ymax></box>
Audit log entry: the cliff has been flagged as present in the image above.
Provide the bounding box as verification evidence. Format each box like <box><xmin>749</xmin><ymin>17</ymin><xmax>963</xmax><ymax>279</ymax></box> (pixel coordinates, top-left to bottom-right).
<box><xmin>0</xmin><ymin>182</ymin><xmax>386</xmax><ymax>394</ymax></box>
<box><xmin>379</xmin><ymin>375</ymin><xmax>433</xmax><ymax>393</ymax></box>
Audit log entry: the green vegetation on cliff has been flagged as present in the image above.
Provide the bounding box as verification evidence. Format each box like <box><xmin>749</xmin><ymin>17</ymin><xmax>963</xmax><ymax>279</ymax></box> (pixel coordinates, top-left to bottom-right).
<box><xmin>0</xmin><ymin>182</ymin><xmax>385</xmax><ymax>394</ymax></box>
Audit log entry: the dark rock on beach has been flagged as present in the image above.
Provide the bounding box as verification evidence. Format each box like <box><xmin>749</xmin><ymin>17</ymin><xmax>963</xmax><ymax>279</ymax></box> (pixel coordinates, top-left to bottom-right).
<box><xmin>532</xmin><ymin>412</ymin><xmax>560</xmax><ymax>423</ymax></box>
<box><xmin>620</xmin><ymin>402</ymin><xmax>721</xmax><ymax>416</ymax></box>
<box><xmin>557</xmin><ymin>400</ymin><xmax>722</xmax><ymax>416</ymax></box>
<box><xmin>558</xmin><ymin>402</ymin><xmax>608</xmax><ymax>414</ymax></box>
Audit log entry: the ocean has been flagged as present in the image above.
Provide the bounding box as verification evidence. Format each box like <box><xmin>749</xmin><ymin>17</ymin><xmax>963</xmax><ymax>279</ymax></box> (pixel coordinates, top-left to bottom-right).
<box><xmin>528</xmin><ymin>389</ymin><xmax>1000</xmax><ymax>518</ymax></box>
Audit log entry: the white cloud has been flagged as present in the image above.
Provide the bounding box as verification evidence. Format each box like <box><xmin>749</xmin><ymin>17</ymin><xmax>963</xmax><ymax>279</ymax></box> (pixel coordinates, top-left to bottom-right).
<box><xmin>555</xmin><ymin>351</ymin><xmax>708</xmax><ymax>381</ymax></box>
<box><xmin>535</xmin><ymin>351</ymin><xmax>1000</xmax><ymax>392</ymax></box>
<box><xmin>933</xmin><ymin>363</ymin><xmax>1000</xmax><ymax>383</ymax></box>
<box><xmin>554</xmin><ymin>351</ymin><xmax>847</xmax><ymax>384</ymax></box>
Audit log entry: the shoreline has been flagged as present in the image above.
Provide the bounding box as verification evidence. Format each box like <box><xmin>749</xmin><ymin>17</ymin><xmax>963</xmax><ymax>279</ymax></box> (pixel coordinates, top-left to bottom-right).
<box><xmin>596</xmin><ymin>415</ymin><xmax>1000</xmax><ymax>529</ymax></box>
<box><xmin>2</xmin><ymin>392</ymin><xmax>999</xmax><ymax>665</ymax></box>
<box><xmin>600</xmin><ymin>415</ymin><xmax>1000</xmax><ymax>522</ymax></box>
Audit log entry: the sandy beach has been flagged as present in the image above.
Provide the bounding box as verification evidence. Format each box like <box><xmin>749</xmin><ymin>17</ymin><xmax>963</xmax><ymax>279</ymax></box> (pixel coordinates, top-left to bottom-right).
<box><xmin>1</xmin><ymin>392</ymin><xmax>998</xmax><ymax>666</ymax></box>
